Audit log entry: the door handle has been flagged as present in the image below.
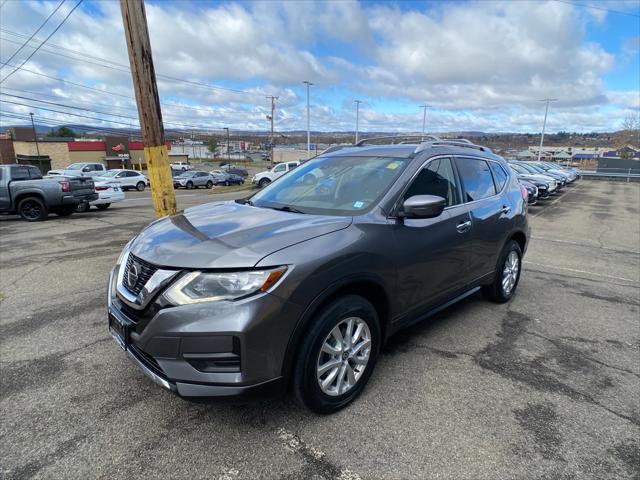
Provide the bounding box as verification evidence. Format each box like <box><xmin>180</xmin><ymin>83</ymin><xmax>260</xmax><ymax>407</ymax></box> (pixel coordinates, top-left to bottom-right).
<box><xmin>501</xmin><ymin>205</ymin><xmax>511</xmax><ymax>215</ymax></box>
<box><xmin>456</xmin><ymin>220</ymin><xmax>472</xmax><ymax>233</ymax></box>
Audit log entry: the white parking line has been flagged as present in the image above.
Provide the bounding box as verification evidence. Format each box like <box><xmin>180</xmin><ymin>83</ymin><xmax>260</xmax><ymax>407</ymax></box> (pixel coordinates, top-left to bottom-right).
<box><xmin>524</xmin><ymin>261</ymin><xmax>638</xmax><ymax>284</ymax></box>
<box><xmin>531</xmin><ymin>236</ymin><xmax>640</xmax><ymax>255</ymax></box>
<box><xmin>531</xmin><ymin>184</ymin><xmax>584</xmax><ymax>217</ymax></box>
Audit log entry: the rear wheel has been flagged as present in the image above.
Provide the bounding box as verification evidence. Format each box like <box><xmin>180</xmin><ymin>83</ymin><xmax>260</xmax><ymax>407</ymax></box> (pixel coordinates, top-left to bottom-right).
<box><xmin>96</xmin><ymin>203</ymin><xmax>111</xmax><ymax>210</ymax></box>
<box><xmin>54</xmin><ymin>206</ymin><xmax>75</xmax><ymax>217</ymax></box>
<box><xmin>482</xmin><ymin>240</ymin><xmax>522</xmax><ymax>303</ymax></box>
<box><xmin>292</xmin><ymin>295</ymin><xmax>380</xmax><ymax>414</ymax></box>
<box><xmin>18</xmin><ymin>197</ymin><xmax>48</xmax><ymax>221</ymax></box>
<box><xmin>74</xmin><ymin>202</ymin><xmax>90</xmax><ymax>213</ymax></box>
<box><xmin>136</xmin><ymin>181</ymin><xmax>146</xmax><ymax>191</ymax></box>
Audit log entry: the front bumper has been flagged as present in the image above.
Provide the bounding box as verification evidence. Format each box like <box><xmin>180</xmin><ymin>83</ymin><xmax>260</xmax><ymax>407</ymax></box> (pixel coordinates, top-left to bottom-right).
<box><xmin>107</xmin><ymin>266</ymin><xmax>295</xmax><ymax>398</ymax></box>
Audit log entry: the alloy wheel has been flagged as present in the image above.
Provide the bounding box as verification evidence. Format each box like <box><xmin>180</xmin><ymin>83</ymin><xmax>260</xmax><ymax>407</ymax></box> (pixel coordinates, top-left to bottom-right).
<box><xmin>502</xmin><ymin>250</ymin><xmax>520</xmax><ymax>295</ymax></box>
<box><xmin>21</xmin><ymin>200</ymin><xmax>42</xmax><ymax>220</ymax></box>
<box><xmin>316</xmin><ymin>317</ymin><xmax>372</xmax><ymax>397</ymax></box>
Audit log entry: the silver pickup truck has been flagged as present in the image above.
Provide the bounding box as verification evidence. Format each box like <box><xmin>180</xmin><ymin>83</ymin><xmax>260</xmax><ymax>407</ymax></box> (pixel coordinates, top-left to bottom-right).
<box><xmin>0</xmin><ymin>164</ymin><xmax>98</xmax><ymax>221</ymax></box>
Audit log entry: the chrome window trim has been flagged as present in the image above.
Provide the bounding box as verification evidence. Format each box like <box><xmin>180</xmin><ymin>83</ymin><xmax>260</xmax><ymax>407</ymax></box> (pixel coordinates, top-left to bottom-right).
<box><xmin>389</xmin><ymin>154</ymin><xmax>510</xmax><ymax>218</ymax></box>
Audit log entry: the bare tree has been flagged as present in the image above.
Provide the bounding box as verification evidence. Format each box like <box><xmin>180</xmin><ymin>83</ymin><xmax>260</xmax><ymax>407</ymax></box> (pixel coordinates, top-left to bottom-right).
<box><xmin>613</xmin><ymin>112</ymin><xmax>640</xmax><ymax>158</ymax></box>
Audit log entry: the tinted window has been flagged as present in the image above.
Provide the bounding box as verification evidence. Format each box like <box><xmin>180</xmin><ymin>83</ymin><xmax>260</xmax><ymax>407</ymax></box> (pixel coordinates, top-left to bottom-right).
<box><xmin>12</xmin><ymin>167</ymin><xmax>30</xmax><ymax>180</ymax></box>
<box><xmin>287</xmin><ymin>162</ymin><xmax>298</xmax><ymax>169</ymax></box>
<box><xmin>404</xmin><ymin>157</ymin><xmax>459</xmax><ymax>207</ymax></box>
<box><xmin>28</xmin><ymin>166</ymin><xmax>42</xmax><ymax>179</ymax></box>
<box><xmin>455</xmin><ymin>158</ymin><xmax>496</xmax><ymax>202</ymax></box>
<box><xmin>490</xmin><ymin>162</ymin><xmax>508</xmax><ymax>191</ymax></box>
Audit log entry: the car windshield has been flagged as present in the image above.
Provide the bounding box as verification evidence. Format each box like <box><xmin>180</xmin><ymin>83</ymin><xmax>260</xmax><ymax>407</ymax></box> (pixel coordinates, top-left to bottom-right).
<box><xmin>66</xmin><ymin>163</ymin><xmax>83</xmax><ymax>170</ymax></box>
<box><xmin>99</xmin><ymin>170</ymin><xmax>120</xmax><ymax>177</ymax></box>
<box><xmin>251</xmin><ymin>155</ymin><xmax>411</xmax><ymax>216</ymax></box>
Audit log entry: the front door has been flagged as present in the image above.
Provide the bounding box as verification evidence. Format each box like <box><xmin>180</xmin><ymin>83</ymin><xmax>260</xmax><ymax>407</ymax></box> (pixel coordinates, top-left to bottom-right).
<box><xmin>392</xmin><ymin>157</ymin><xmax>473</xmax><ymax>314</ymax></box>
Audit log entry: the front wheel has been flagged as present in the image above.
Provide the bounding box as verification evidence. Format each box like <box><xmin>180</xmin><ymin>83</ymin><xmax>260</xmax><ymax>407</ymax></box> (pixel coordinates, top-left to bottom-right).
<box><xmin>186</xmin><ymin>181</ymin><xmax>194</xmax><ymax>190</ymax></box>
<box><xmin>482</xmin><ymin>240</ymin><xmax>522</xmax><ymax>303</ymax></box>
<box><xmin>136</xmin><ymin>182</ymin><xmax>146</xmax><ymax>191</ymax></box>
<box><xmin>96</xmin><ymin>203</ymin><xmax>110</xmax><ymax>210</ymax></box>
<box><xmin>258</xmin><ymin>178</ymin><xmax>270</xmax><ymax>188</ymax></box>
<box><xmin>206</xmin><ymin>181</ymin><xmax>213</xmax><ymax>189</ymax></box>
<box><xmin>292</xmin><ymin>295</ymin><xmax>380</xmax><ymax>414</ymax></box>
<box><xmin>74</xmin><ymin>202</ymin><xmax>90</xmax><ymax>213</ymax></box>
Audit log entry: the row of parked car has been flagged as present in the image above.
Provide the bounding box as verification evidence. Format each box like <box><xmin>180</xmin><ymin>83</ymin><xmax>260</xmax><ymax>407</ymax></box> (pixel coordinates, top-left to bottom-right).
<box><xmin>510</xmin><ymin>161</ymin><xmax>580</xmax><ymax>204</ymax></box>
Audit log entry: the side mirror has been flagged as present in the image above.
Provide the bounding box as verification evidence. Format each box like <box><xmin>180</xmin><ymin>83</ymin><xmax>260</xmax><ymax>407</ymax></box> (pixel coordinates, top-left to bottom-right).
<box><xmin>401</xmin><ymin>195</ymin><xmax>446</xmax><ymax>219</ymax></box>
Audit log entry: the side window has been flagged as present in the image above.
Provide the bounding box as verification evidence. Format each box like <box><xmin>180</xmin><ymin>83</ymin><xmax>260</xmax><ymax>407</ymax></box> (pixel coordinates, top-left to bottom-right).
<box><xmin>12</xmin><ymin>167</ymin><xmax>31</xmax><ymax>180</ymax></box>
<box><xmin>28</xmin><ymin>167</ymin><xmax>42</xmax><ymax>179</ymax></box>
<box><xmin>489</xmin><ymin>162</ymin><xmax>508</xmax><ymax>192</ymax></box>
<box><xmin>287</xmin><ymin>162</ymin><xmax>298</xmax><ymax>170</ymax></box>
<box><xmin>403</xmin><ymin>157</ymin><xmax>459</xmax><ymax>207</ymax></box>
<box><xmin>95</xmin><ymin>164</ymin><xmax>105</xmax><ymax>171</ymax></box>
<box><xmin>455</xmin><ymin>157</ymin><xmax>496</xmax><ymax>202</ymax></box>
<box><xmin>273</xmin><ymin>164</ymin><xmax>286</xmax><ymax>173</ymax></box>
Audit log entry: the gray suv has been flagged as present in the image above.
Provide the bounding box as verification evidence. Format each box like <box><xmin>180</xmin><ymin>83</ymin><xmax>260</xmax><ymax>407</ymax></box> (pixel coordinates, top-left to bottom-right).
<box><xmin>108</xmin><ymin>137</ymin><xmax>530</xmax><ymax>413</ymax></box>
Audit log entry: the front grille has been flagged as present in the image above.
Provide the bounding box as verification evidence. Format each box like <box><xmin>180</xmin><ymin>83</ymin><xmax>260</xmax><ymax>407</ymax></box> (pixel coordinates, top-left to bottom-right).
<box><xmin>123</xmin><ymin>253</ymin><xmax>158</xmax><ymax>295</ymax></box>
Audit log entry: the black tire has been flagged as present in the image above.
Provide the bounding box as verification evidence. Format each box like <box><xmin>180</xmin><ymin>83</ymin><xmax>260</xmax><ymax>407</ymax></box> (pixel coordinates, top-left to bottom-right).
<box><xmin>292</xmin><ymin>295</ymin><xmax>381</xmax><ymax>414</ymax></box>
<box><xmin>74</xmin><ymin>202</ymin><xmax>90</xmax><ymax>213</ymax></box>
<box><xmin>224</xmin><ymin>180</ymin><xmax>230</xmax><ymax>186</ymax></box>
<box><xmin>18</xmin><ymin>197</ymin><xmax>48</xmax><ymax>221</ymax></box>
<box><xmin>206</xmin><ymin>181</ymin><xmax>213</xmax><ymax>189</ymax></box>
<box><xmin>136</xmin><ymin>182</ymin><xmax>146</xmax><ymax>192</ymax></box>
<box><xmin>54</xmin><ymin>206</ymin><xmax>75</xmax><ymax>217</ymax></box>
<box><xmin>482</xmin><ymin>240</ymin><xmax>522</xmax><ymax>303</ymax></box>
<box><xmin>186</xmin><ymin>181</ymin><xmax>194</xmax><ymax>190</ymax></box>
<box><xmin>258</xmin><ymin>178</ymin><xmax>270</xmax><ymax>188</ymax></box>
<box><xmin>96</xmin><ymin>203</ymin><xmax>111</xmax><ymax>210</ymax></box>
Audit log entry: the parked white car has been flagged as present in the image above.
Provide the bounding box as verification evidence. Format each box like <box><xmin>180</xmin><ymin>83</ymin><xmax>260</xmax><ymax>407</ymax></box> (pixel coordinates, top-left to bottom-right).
<box><xmin>74</xmin><ymin>178</ymin><xmax>124</xmax><ymax>212</ymax></box>
<box><xmin>48</xmin><ymin>162</ymin><xmax>107</xmax><ymax>177</ymax></box>
<box><xmin>252</xmin><ymin>161</ymin><xmax>300</xmax><ymax>188</ymax></box>
<box><xmin>170</xmin><ymin>161</ymin><xmax>193</xmax><ymax>171</ymax></box>
<box><xmin>95</xmin><ymin>169</ymin><xmax>148</xmax><ymax>191</ymax></box>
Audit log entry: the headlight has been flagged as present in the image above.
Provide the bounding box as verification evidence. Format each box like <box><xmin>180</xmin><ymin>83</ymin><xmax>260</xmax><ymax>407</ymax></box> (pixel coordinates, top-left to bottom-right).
<box><xmin>164</xmin><ymin>266</ymin><xmax>287</xmax><ymax>305</ymax></box>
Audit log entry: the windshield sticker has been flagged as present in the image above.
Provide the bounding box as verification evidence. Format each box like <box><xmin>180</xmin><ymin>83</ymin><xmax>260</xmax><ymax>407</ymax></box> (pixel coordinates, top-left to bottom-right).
<box><xmin>353</xmin><ymin>201</ymin><xmax>364</xmax><ymax>209</ymax></box>
<box><xmin>386</xmin><ymin>162</ymin><xmax>399</xmax><ymax>170</ymax></box>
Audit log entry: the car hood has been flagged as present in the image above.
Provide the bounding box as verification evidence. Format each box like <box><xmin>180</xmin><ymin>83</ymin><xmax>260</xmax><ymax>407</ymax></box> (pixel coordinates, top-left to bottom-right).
<box><xmin>130</xmin><ymin>201</ymin><xmax>352</xmax><ymax>269</ymax></box>
<box><xmin>517</xmin><ymin>174</ymin><xmax>551</xmax><ymax>185</ymax></box>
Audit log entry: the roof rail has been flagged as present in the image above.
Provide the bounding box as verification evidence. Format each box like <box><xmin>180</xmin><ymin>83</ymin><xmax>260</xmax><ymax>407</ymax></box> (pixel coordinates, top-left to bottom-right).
<box><xmin>355</xmin><ymin>135</ymin><xmax>440</xmax><ymax>146</ymax></box>
<box><xmin>414</xmin><ymin>139</ymin><xmax>492</xmax><ymax>154</ymax></box>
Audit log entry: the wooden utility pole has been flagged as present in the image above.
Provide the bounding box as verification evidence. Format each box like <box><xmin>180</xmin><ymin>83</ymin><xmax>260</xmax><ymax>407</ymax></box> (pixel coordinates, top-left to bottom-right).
<box><xmin>120</xmin><ymin>0</ymin><xmax>176</xmax><ymax>217</ymax></box>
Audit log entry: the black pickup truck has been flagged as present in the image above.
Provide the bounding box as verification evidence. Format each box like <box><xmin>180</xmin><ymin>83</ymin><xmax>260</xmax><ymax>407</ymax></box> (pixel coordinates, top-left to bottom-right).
<box><xmin>0</xmin><ymin>164</ymin><xmax>98</xmax><ymax>221</ymax></box>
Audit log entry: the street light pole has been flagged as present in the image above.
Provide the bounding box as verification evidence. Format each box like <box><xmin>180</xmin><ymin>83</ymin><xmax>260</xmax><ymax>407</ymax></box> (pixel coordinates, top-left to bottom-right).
<box><xmin>354</xmin><ymin>100</ymin><xmax>362</xmax><ymax>144</ymax></box>
<box><xmin>303</xmin><ymin>81</ymin><xmax>312</xmax><ymax>158</ymax></box>
<box><xmin>537</xmin><ymin>98</ymin><xmax>558</xmax><ymax>162</ymax></box>
<box><xmin>29</xmin><ymin>112</ymin><xmax>40</xmax><ymax>158</ymax></box>
<box><xmin>420</xmin><ymin>104</ymin><xmax>431</xmax><ymax>140</ymax></box>
<box><xmin>223</xmin><ymin>127</ymin><xmax>230</xmax><ymax>163</ymax></box>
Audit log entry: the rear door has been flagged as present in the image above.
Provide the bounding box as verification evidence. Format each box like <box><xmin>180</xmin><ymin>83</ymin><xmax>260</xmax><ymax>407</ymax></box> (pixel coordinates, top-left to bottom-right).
<box><xmin>392</xmin><ymin>157</ymin><xmax>473</xmax><ymax>312</ymax></box>
<box><xmin>453</xmin><ymin>157</ymin><xmax>508</xmax><ymax>283</ymax></box>
<box><xmin>0</xmin><ymin>167</ymin><xmax>10</xmax><ymax>209</ymax></box>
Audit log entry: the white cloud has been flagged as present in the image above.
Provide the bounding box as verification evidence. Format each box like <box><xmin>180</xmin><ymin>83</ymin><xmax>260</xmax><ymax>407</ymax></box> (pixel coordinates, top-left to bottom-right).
<box><xmin>0</xmin><ymin>0</ymin><xmax>635</xmax><ymax>133</ymax></box>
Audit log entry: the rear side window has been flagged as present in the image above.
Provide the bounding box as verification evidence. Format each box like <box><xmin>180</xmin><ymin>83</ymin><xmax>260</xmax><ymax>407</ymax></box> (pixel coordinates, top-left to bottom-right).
<box><xmin>404</xmin><ymin>157</ymin><xmax>459</xmax><ymax>206</ymax></box>
<box><xmin>455</xmin><ymin>157</ymin><xmax>496</xmax><ymax>202</ymax></box>
<box><xmin>12</xmin><ymin>167</ymin><xmax>31</xmax><ymax>180</ymax></box>
<box><xmin>489</xmin><ymin>162</ymin><xmax>508</xmax><ymax>191</ymax></box>
<box><xmin>287</xmin><ymin>162</ymin><xmax>298</xmax><ymax>170</ymax></box>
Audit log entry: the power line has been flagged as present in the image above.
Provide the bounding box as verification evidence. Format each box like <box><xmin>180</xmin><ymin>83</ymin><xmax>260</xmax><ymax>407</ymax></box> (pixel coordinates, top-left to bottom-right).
<box><xmin>1</xmin><ymin>0</ymin><xmax>66</xmax><ymax>68</ymax></box>
<box><xmin>0</xmin><ymin>0</ymin><xmax>83</xmax><ymax>85</ymax></box>
<box><xmin>0</xmin><ymin>28</ymin><xmax>269</xmax><ymax>98</ymax></box>
<box><xmin>554</xmin><ymin>0</ymin><xmax>640</xmax><ymax>18</ymax></box>
<box><xmin>0</xmin><ymin>61</ymin><xmax>265</xmax><ymax>120</ymax></box>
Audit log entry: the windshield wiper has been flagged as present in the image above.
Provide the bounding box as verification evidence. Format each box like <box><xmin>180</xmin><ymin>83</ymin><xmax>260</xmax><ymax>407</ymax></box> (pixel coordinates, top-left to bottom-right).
<box><xmin>268</xmin><ymin>205</ymin><xmax>306</xmax><ymax>214</ymax></box>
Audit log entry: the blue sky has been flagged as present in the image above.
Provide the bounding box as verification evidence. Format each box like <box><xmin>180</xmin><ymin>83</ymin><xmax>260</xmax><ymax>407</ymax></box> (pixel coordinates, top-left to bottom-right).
<box><xmin>0</xmin><ymin>0</ymin><xmax>638</xmax><ymax>133</ymax></box>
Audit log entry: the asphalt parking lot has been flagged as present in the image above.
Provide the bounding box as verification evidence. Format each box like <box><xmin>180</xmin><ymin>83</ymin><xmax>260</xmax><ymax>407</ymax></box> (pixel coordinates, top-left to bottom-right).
<box><xmin>1</xmin><ymin>181</ymin><xmax>639</xmax><ymax>480</ymax></box>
